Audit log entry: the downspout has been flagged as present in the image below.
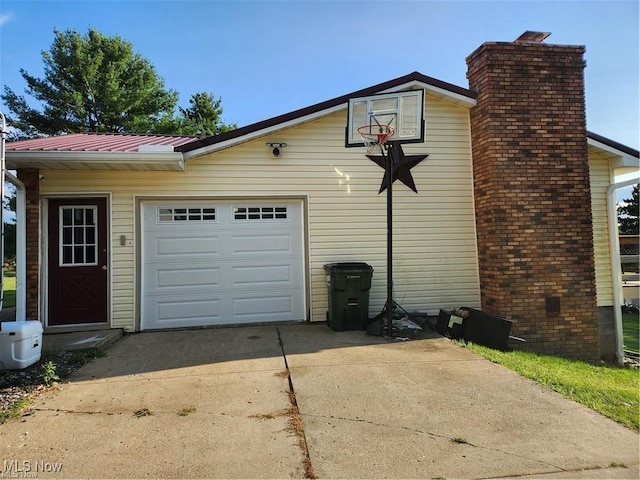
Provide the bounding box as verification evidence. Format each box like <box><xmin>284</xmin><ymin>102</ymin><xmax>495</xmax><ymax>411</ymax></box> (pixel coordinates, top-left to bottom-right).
<box><xmin>5</xmin><ymin>171</ymin><xmax>26</xmax><ymax>322</ymax></box>
<box><xmin>607</xmin><ymin>176</ymin><xmax>640</xmax><ymax>366</ymax></box>
<box><xmin>0</xmin><ymin>112</ymin><xmax>5</xmax><ymax>314</ymax></box>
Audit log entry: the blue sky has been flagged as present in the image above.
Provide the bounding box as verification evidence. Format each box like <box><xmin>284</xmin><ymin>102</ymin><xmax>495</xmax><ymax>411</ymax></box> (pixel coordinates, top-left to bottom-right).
<box><xmin>0</xmin><ymin>0</ymin><xmax>638</xmax><ymax>153</ymax></box>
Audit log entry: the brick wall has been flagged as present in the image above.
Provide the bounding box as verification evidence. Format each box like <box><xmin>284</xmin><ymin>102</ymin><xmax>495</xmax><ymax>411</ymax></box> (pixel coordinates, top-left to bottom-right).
<box><xmin>17</xmin><ymin>169</ymin><xmax>40</xmax><ymax>320</ymax></box>
<box><xmin>465</xmin><ymin>39</ymin><xmax>600</xmax><ymax>362</ymax></box>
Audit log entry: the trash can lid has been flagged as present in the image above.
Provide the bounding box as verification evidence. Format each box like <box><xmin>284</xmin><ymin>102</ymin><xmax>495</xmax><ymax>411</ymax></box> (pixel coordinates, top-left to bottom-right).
<box><xmin>323</xmin><ymin>262</ymin><xmax>373</xmax><ymax>272</ymax></box>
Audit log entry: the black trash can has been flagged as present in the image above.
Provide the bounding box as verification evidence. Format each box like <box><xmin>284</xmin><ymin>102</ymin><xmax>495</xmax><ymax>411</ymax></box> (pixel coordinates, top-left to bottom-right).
<box><xmin>324</xmin><ymin>263</ymin><xmax>373</xmax><ymax>331</ymax></box>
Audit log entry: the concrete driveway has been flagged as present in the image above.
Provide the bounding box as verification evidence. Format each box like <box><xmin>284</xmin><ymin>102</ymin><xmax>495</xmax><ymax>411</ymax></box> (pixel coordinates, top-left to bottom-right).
<box><xmin>0</xmin><ymin>324</ymin><xmax>638</xmax><ymax>479</ymax></box>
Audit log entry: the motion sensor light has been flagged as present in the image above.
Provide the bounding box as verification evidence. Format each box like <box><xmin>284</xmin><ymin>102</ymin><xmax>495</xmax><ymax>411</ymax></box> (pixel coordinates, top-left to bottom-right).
<box><xmin>266</xmin><ymin>142</ymin><xmax>287</xmax><ymax>157</ymax></box>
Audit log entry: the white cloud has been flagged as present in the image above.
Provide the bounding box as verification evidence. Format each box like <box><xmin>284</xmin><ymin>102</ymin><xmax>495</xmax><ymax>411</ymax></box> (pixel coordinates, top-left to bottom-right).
<box><xmin>0</xmin><ymin>12</ymin><xmax>15</xmax><ymax>26</ymax></box>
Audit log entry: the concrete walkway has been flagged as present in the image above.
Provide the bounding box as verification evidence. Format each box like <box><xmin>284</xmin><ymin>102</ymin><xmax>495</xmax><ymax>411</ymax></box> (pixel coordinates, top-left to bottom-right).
<box><xmin>0</xmin><ymin>324</ymin><xmax>638</xmax><ymax>479</ymax></box>
<box><xmin>42</xmin><ymin>328</ymin><xmax>124</xmax><ymax>352</ymax></box>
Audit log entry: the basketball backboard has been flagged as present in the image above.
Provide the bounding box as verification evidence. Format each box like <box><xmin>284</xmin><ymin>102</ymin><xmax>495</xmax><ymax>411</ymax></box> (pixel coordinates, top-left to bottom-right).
<box><xmin>345</xmin><ymin>90</ymin><xmax>424</xmax><ymax>147</ymax></box>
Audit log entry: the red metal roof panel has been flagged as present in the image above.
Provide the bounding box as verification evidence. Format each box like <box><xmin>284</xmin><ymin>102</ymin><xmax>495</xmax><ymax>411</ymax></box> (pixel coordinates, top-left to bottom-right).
<box><xmin>6</xmin><ymin>132</ymin><xmax>198</xmax><ymax>153</ymax></box>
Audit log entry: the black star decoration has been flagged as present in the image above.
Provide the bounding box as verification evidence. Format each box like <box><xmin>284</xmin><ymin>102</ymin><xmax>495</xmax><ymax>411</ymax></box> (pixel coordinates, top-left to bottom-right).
<box><xmin>367</xmin><ymin>142</ymin><xmax>428</xmax><ymax>194</ymax></box>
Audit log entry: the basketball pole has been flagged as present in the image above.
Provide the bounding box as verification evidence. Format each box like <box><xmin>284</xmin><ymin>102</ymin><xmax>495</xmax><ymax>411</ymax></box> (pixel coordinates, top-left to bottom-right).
<box><xmin>385</xmin><ymin>142</ymin><xmax>394</xmax><ymax>338</ymax></box>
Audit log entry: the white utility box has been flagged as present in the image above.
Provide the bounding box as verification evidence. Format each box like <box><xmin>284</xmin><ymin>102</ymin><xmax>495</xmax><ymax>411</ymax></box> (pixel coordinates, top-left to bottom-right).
<box><xmin>0</xmin><ymin>321</ymin><xmax>43</xmax><ymax>370</ymax></box>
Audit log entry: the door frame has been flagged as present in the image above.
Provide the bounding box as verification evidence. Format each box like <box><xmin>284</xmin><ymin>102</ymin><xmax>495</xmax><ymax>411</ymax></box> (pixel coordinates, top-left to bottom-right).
<box><xmin>42</xmin><ymin>194</ymin><xmax>111</xmax><ymax>331</ymax></box>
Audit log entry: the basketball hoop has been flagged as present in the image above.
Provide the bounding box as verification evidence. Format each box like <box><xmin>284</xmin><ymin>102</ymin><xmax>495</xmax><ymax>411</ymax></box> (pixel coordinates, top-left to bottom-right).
<box><xmin>358</xmin><ymin>124</ymin><xmax>395</xmax><ymax>155</ymax></box>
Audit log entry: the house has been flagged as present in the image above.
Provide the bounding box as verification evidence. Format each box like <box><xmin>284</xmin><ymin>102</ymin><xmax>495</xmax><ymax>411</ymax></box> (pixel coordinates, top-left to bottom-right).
<box><xmin>4</xmin><ymin>32</ymin><xmax>639</xmax><ymax>363</ymax></box>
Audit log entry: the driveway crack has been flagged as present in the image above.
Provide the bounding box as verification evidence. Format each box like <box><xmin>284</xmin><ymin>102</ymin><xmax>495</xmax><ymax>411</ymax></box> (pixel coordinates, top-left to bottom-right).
<box><xmin>304</xmin><ymin>412</ymin><xmax>565</xmax><ymax>473</ymax></box>
<box><xmin>29</xmin><ymin>407</ymin><xmax>108</xmax><ymax>415</ymax></box>
<box><xmin>276</xmin><ymin>325</ymin><xmax>317</xmax><ymax>479</ymax></box>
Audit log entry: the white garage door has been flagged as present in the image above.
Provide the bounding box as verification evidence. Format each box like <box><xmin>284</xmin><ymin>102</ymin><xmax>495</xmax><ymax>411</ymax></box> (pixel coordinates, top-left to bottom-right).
<box><xmin>141</xmin><ymin>200</ymin><xmax>305</xmax><ymax>330</ymax></box>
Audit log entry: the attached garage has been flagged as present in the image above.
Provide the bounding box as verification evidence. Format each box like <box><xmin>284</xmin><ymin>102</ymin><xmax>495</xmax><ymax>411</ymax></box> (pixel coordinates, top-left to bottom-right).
<box><xmin>141</xmin><ymin>199</ymin><xmax>306</xmax><ymax>330</ymax></box>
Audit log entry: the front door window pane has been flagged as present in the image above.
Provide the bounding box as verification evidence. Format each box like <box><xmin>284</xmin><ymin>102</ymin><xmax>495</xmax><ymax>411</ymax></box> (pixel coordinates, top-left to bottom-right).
<box><xmin>62</xmin><ymin>209</ymin><xmax>73</xmax><ymax>226</ymax></box>
<box><xmin>74</xmin><ymin>209</ymin><xmax>84</xmax><ymax>224</ymax></box>
<box><xmin>59</xmin><ymin>206</ymin><xmax>98</xmax><ymax>266</ymax></box>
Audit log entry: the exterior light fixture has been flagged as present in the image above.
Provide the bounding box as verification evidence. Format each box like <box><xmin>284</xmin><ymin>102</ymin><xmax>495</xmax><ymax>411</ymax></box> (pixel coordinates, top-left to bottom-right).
<box><xmin>266</xmin><ymin>142</ymin><xmax>287</xmax><ymax>157</ymax></box>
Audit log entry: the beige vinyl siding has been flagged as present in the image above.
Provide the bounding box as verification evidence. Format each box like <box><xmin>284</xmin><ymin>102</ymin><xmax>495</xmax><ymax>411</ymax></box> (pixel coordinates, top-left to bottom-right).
<box><xmin>589</xmin><ymin>148</ymin><xmax>614</xmax><ymax>307</ymax></box>
<box><xmin>40</xmin><ymin>93</ymin><xmax>480</xmax><ymax>330</ymax></box>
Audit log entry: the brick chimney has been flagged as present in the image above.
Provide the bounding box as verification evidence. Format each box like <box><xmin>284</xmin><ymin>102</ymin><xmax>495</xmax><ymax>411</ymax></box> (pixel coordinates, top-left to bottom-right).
<box><xmin>466</xmin><ymin>32</ymin><xmax>600</xmax><ymax>361</ymax></box>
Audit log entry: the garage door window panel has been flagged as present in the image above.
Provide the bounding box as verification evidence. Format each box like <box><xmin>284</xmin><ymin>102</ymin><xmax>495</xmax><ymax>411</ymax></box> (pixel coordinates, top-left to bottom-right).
<box><xmin>158</xmin><ymin>207</ymin><xmax>216</xmax><ymax>222</ymax></box>
<box><xmin>233</xmin><ymin>206</ymin><xmax>288</xmax><ymax>220</ymax></box>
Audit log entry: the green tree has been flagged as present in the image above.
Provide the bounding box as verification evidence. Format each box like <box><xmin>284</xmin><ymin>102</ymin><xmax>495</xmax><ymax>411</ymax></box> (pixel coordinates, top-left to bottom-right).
<box><xmin>180</xmin><ymin>92</ymin><xmax>236</xmax><ymax>136</ymax></box>
<box><xmin>618</xmin><ymin>183</ymin><xmax>639</xmax><ymax>235</ymax></box>
<box><xmin>152</xmin><ymin>92</ymin><xmax>236</xmax><ymax>136</ymax></box>
<box><xmin>2</xmin><ymin>28</ymin><xmax>178</xmax><ymax>136</ymax></box>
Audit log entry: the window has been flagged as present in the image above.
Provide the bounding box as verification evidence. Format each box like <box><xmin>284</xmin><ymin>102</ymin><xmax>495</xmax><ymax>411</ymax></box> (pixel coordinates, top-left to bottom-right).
<box><xmin>60</xmin><ymin>206</ymin><xmax>97</xmax><ymax>266</ymax></box>
<box><xmin>157</xmin><ymin>207</ymin><xmax>216</xmax><ymax>222</ymax></box>
<box><xmin>233</xmin><ymin>206</ymin><xmax>288</xmax><ymax>220</ymax></box>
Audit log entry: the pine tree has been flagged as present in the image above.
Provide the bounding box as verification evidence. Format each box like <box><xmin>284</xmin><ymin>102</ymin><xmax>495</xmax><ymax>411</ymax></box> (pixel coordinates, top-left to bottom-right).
<box><xmin>618</xmin><ymin>184</ymin><xmax>639</xmax><ymax>235</ymax></box>
<box><xmin>2</xmin><ymin>28</ymin><xmax>178</xmax><ymax>136</ymax></box>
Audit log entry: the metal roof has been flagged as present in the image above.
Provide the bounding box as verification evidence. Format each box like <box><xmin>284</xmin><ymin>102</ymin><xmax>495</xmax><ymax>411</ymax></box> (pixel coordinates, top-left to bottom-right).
<box><xmin>6</xmin><ymin>132</ymin><xmax>197</xmax><ymax>153</ymax></box>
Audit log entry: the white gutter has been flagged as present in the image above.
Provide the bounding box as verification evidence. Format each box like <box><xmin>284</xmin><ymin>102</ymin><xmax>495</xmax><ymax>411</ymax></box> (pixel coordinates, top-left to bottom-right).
<box><xmin>607</xmin><ymin>176</ymin><xmax>640</xmax><ymax>366</ymax></box>
<box><xmin>4</xmin><ymin>171</ymin><xmax>25</xmax><ymax>322</ymax></box>
<box><xmin>6</xmin><ymin>151</ymin><xmax>185</xmax><ymax>171</ymax></box>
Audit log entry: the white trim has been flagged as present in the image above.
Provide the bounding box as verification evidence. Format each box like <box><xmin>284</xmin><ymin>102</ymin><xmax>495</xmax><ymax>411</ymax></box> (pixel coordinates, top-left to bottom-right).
<box><xmin>464</xmin><ymin>110</ymin><xmax>482</xmax><ymax>305</ymax></box>
<box><xmin>5</xmin><ymin>171</ymin><xmax>26</xmax><ymax>322</ymax></box>
<box><xmin>588</xmin><ymin>138</ymin><xmax>639</xmax><ymax>170</ymax></box>
<box><xmin>381</xmin><ymin>80</ymin><xmax>477</xmax><ymax>108</ymax></box>
<box><xmin>41</xmin><ymin>199</ymin><xmax>48</xmax><ymax>326</ymax></box>
<box><xmin>6</xmin><ymin>151</ymin><xmax>185</xmax><ymax>171</ymax></box>
<box><xmin>182</xmin><ymin>105</ymin><xmax>347</xmax><ymax>159</ymax></box>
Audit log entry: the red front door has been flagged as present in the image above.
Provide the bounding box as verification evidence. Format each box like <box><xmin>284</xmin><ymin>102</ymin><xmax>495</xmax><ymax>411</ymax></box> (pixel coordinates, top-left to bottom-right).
<box><xmin>47</xmin><ymin>198</ymin><xmax>108</xmax><ymax>326</ymax></box>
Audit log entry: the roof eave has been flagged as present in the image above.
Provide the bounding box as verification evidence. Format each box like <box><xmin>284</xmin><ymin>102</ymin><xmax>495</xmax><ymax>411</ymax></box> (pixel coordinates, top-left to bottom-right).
<box><xmin>411</xmin><ymin>81</ymin><xmax>478</xmax><ymax>108</ymax></box>
<box><xmin>182</xmin><ymin>104</ymin><xmax>346</xmax><ymax>159</ymax></box>
<box><xmin>179</xmin><ymin>72</ymin><xmax>477</xmax><ymax>159</ymax></box>
<box><xmin>587</xmin><ymin>133</ymin><xmax>640</xmax><ymax>175</ymax></box>
<box><xmin>587</xmin><ymin>131</ymin><xmax>639</xmax><ymax>158</ymax></box>
<box><xmin>5</xmin><ymin>151</ymin><xmax>185</xmax><ymax>172</ymax></box>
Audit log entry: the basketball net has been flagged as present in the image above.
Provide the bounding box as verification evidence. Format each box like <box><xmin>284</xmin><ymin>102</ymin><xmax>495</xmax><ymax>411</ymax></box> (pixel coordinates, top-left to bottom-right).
<box><xmin>358</xmin><ymin>124</ymin><xmax>395</xmax><ymax>155</ymax></box>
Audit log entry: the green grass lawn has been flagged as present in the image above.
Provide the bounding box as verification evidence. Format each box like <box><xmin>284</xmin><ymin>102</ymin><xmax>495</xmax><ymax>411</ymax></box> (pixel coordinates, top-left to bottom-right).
<box><xmin>623</xmin><ymin>313</ymin><xmax>639</xmax><ymax>353</ymax></box>
<box><xmin>2</xmin><ymin>270</ymin><xmax>16</xmax><ymax>308</ymax></box>
<box><xmin>463</xmin><ymin>343</ymin><xmax>640</xmax><ymax>431</ymax></box>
